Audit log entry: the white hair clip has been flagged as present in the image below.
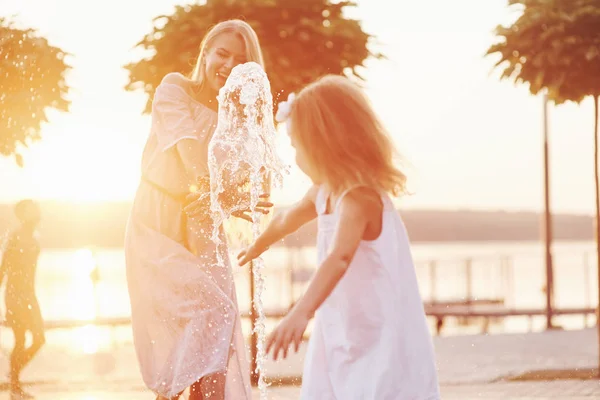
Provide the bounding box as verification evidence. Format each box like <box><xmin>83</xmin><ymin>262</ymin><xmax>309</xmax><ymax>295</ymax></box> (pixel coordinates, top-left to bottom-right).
<box><xmin>275</xmin><ymin>92</ymin><xmax>296</xmax><ymax>126</ymax></box>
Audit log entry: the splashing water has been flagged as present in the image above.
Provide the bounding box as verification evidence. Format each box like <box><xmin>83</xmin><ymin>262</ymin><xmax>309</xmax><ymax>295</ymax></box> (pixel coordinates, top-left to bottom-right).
<box><xmin>207</xmin><ymin>61</ymin><xmax>287</xmax><ymax>397</ymax></box>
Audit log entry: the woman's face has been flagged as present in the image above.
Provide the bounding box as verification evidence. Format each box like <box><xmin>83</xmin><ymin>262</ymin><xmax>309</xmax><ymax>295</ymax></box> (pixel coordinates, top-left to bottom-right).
<box><xmin>204</xmin><ymin>32</ymin><xmax>247</xmax><ymax>94</ymax></box>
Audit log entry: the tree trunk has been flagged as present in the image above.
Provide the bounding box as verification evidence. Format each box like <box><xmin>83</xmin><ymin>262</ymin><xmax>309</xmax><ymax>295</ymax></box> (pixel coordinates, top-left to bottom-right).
<box><xmin>594</xmin><ymin>95</ymin><xmax>600</xmax><ymax>377</ymax></box>
<box><xmin>542</xmin><ymin>94</ymin><xmax>554</xmax><ymax>329</ymax></box>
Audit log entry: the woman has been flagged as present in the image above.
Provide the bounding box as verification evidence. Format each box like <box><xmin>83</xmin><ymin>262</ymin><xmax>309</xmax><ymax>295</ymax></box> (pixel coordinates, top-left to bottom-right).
<box><xmin>125</xmin><ymin>20</ymin><xmax>269</xmax><ymax>400</ymax></box>
<box><xmin>0</xmin><ymin>200</ymin><xmax>45</xmax><ymax>400</ymax></box>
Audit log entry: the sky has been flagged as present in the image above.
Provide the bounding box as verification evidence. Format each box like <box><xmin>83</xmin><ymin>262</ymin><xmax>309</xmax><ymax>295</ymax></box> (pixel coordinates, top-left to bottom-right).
<box><xmin>0</xmin><ymin>0</ymin><xmax>596</xmax><ymax>214</ymax></box>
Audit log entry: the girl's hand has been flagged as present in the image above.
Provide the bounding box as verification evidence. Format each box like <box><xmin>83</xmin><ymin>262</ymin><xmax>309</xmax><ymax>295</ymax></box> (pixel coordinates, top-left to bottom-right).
<box><xmin>266</xmin><ymin>307</ymin><xmax>310</xmax><ymax>361</ymax></box>
<box><xmin>237</xmin><ymin>244</ymin><xmax>268</xmax><ymax>266</ymax></box>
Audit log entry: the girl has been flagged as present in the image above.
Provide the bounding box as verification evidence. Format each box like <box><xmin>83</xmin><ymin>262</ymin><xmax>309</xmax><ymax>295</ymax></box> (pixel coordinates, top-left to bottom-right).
<box><xmin>238</xmin><ymin>75</ymin><xmax>440</xmax><ymax>399</ymax></box>
<box><xmin>125</xmin><ymin>20</ymin><xmax>270</xmax><ymax>400</ymax></box>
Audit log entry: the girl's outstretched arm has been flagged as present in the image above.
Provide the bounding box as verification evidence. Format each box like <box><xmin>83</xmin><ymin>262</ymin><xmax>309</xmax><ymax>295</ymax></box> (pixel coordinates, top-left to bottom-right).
<box><xmin>237</xmin><ymin>185</ymin><xmax>320</xmax><ymax>266</ymax></box>
<box><xmin>265</xmin><ymin>187</ymin><xmax>379</xmax><ymax>360</ymax></box>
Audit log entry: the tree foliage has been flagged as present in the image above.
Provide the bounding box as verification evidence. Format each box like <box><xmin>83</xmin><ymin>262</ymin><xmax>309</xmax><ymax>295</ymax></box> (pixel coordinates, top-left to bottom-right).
<box><xmin>124</xmin><ymin>0</ymin><xmax>383</xmax><ymax>113</ymax></box>
<box><xmin>486</xmin><ymin>0</ymin><xmax>600</xmax><ymax>104</ymax></box>
<box><xmin>0</xmin><ymin>18</ymin><xmax>70</xmax><ymax>166</ymax></box>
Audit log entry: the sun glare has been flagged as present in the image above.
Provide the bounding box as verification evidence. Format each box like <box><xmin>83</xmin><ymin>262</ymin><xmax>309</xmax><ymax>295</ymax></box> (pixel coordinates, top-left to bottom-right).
<box><xmin>78</xmin><ymin>324</ymin><xmax>101</xmax><ymax>354</ymax></box>
<box><xmin>21</xmin><ymin>119</ymin><xmax>144</xmax><ymax>203</ymax></box>
<box><xmin>69</xmin><ymin>248</ymin><xmax>106</xmax><ymax>354</ymax></box>
<box><xmin>69</xmin><ymin>248</ymin><xmax>96</xmax><ymax>322</ymax></box>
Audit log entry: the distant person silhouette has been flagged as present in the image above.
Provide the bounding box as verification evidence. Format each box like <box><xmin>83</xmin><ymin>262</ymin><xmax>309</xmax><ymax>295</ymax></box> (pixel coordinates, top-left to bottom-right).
<box><xmin>0</xmin><ymin>199</ymin><xmax>45</xmax><ymax>400</ymax></box>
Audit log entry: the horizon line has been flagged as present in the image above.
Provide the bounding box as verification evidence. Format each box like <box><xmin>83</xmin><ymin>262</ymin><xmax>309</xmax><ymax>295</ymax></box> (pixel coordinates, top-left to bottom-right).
<box><xmin>0</xmin><ymin>200</ymin><xmax>594</xmax><ymax>218</ymax></box>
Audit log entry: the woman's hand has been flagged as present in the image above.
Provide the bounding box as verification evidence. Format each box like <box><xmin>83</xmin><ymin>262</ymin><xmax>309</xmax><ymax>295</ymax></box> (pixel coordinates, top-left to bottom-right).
<box><xmin>183</xmin><ymin>188</ymin><xmax>273</xmax><ymax>222</ymax></box>
<box><xmin>183</xmin><ymin>176</ymin><xmax>211</xmax><ymax>221</ymax></box>
<box><xmin>266</xmin><ymin>306</ymin><xmax>310</xmax><ymax>361</ymax></box>
<box><xmin>228</xmin><ymin>192</ymin><xmax>274</xmax><ymax>222</ymax></box>
<box><xmin>183</xmin><ymin>189</ymin><xmax>211</xmax><ymax>222</ymax></box>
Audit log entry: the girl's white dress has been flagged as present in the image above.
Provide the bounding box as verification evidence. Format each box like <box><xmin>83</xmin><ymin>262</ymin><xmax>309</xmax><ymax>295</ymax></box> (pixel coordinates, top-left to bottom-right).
<box><xmin>301</xmin><ymin>186</ymin><xmax>440</xmax><ymax>400</ymax></box>
<box><xmin>125</xmin><ymin>76</ymin><xmax>251</xmax><ymax>399</ymax></box>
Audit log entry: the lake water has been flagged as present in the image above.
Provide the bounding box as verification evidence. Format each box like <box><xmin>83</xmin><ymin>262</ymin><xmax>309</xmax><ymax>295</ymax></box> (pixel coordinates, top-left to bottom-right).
<box><xmin>9</xmin><ymin>240</ymin><xmax>597</xmax><ymax>320</ymax></box>
<box><xmin>0</xmin><ymin>240</ymin><xmax>597</xmax><ymax>354</ymax></box>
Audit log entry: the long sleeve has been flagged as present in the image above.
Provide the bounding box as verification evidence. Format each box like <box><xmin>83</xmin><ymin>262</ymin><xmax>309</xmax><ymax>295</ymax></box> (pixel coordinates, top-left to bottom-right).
<box><xmin>151</xmin><ymin>76</ymin><xmax>216</xmax><ymax>152</ymax></box>
<box><xmin>140</xmin><ymin>75</ymin><xmax>218</xmax><ymax>196</ymax></box>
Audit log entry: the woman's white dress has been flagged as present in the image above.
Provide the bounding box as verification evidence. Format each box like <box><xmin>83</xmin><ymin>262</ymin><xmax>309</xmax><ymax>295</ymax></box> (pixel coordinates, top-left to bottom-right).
<box><xmin>125</xmin><ymin>75</ymin><xmax>251</xmax><ymax>399</ymax></box>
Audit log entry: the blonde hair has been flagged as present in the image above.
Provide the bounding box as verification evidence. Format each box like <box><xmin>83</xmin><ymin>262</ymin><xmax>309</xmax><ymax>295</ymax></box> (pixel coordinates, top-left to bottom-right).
<box><xmin>190</xmin><ymin>19</ymin><xmax>264</xmax><ymax>86</ymax></box>
<box><xmin>289</xmin><ymin>75</ymin><xmax>407</xmax><ymax>197</ymax></box>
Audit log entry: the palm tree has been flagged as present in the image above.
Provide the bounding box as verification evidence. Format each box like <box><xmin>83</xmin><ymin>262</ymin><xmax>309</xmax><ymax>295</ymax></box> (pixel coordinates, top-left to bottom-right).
<box><xmin>486</xmin><ymin>0</ymin><xmax>600</xmax><ymax>372</ymax></box>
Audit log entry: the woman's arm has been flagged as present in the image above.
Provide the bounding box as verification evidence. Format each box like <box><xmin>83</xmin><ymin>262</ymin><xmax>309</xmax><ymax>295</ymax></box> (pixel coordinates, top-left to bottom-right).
<box><xmin>154</xmin><ymin>74</ymin><xmax>256</xmax><ymax>221</ymax></box>
<box><xmin>157</xmin><ymin>73</ymin><xmax>211</xmax><ymax>184</ymax></box>
<box><xmin>177</xmin><ymin>138</ymin><xmax>210</xmax><ymax>184</ymax></box>
<box><xmin>237</xmin><ymin>185</ymin><xmax>320</xmax><ymax>265</ymax></box>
